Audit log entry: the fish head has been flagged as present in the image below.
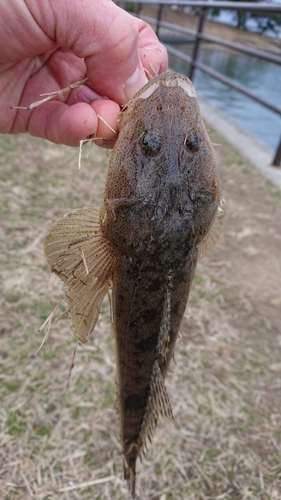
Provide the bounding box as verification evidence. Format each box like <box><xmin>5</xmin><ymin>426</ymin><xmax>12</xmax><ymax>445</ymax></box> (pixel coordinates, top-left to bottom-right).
<box><xmin>101</xmin><ymin>72</ymin><xmax>222</xmax><ymax>261</ymax></box>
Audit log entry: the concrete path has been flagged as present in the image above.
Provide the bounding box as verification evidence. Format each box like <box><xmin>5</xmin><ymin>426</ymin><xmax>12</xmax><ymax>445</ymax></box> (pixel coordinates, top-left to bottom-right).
<box><xmin>198</xmin><ymin>94</ymin><xmax>281</xmax><ymax>190</ymax></box>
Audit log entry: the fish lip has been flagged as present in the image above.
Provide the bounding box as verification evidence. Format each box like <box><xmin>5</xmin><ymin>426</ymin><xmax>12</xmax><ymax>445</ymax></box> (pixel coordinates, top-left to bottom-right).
<box><xmin>134</xmin><ymin>71</ymin><xmax>197</xmax><ymax>100</ymax></box>
<box><xmin>119</xmin><ymin>72</ymin><xmax>197</xmax><ymax>132</ymax></box>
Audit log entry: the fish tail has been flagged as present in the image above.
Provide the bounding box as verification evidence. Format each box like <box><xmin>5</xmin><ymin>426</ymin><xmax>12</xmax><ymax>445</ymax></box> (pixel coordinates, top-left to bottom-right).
<box><xmin>123</xmin><ymin>458</ymin><xmax>136</xmax><ymax>498</ymax></box>
<box><xmin>122</xmin><ymin>361</ymin><xmax>174</xmax><ymax>497</ymax></box>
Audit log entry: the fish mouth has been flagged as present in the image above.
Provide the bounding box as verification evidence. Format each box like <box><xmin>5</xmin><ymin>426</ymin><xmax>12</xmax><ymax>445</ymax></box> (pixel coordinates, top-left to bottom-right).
<box><xmin>135</xmin><ymin>71</ymin><xmax>197</xmax><ymax>100</ymax></box>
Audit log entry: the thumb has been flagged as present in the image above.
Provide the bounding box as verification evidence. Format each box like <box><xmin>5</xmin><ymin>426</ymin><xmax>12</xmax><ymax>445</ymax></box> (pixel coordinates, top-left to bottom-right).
<box><xmin>37</xmin><ymin>0</ymin><xmax>167</xmax><ymax>103</ymax></box>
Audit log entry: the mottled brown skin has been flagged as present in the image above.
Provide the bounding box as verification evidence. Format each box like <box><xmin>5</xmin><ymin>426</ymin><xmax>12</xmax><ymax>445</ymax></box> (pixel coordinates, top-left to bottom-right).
<box><xmin>100</xmin><ymin>72</ymin><xmax>221</xmax><ymax>490</ymax></box>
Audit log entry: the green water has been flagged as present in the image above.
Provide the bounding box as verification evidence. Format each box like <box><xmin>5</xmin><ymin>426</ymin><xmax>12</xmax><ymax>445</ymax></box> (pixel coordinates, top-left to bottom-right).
<box><xmin>168</xmin><ymin>43</ymin><xmax>281</xmax><ymax>151</ymax></box>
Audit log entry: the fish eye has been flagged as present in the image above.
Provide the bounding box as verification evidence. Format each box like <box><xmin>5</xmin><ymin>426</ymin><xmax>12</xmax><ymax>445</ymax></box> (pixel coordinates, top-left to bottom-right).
<box><xmin>140</xmin><ymin>130</ymin><xmax>161</xmax><ymax>157</ymax></box>
<box><xmin>184</xmin><ymin>128</ymin><xmax>202</xmax><ymax>153</ymax></box>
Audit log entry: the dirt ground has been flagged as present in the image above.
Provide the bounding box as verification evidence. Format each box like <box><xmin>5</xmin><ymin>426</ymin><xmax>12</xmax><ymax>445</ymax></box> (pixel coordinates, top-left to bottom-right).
<box><xmin>0</xmin><ymin>101</ymin><xmax>281</xmax><ymax>500</ymax></box>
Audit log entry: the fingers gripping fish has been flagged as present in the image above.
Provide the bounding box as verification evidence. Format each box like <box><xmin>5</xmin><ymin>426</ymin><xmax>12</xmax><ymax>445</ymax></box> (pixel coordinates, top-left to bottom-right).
<box><xmin>44</xmin><ymin>72</ymin><xmax>224</xmax><ymax>497</ymax></box>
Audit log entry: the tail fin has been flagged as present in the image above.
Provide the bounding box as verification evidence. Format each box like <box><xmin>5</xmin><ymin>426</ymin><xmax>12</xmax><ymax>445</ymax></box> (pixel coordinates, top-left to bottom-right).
<box><xmin>124</xmin><ymin>459</ymin><xmax>136</xmax><ymax>498</ymax></box>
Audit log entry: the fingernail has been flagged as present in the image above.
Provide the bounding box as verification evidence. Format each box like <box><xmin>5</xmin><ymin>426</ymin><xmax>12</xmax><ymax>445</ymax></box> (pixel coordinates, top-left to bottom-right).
<box><xmin>76</xmin><ymin>86</ymin><xmax>101</xmax><ymax>104</ymax></box>
<box><xmin>122</xmin><ymin>66</ymin><xmax>148</xmax><ymax>103</ymax></box>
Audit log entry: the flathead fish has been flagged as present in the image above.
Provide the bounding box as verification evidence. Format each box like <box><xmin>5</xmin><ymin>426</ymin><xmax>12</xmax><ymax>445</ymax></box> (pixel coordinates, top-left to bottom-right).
<box><xmin>44</xmin><ymin>71</ymin><xmax>224</xmax><ymax>497</ymax></box>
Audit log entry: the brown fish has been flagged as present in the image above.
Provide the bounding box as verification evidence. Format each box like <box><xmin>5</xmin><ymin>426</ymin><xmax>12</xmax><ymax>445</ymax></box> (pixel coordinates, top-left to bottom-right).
<box><xmin>44</xmin><ymin>71</ymin><xmax>224</xmax><ymax>497</ymax></box>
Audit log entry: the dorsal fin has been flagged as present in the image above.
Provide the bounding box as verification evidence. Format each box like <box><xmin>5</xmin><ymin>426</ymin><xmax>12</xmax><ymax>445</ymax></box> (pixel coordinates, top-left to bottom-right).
<box><xmin>44</xmin><ymin>207</ymin><xmax>121</xmax><ymax>343</ymax></box>
<box><xmin>198</xmin><ymin>199</ymin><xmax>225</xmax><ymax>262</ymax></box>
<box><xmin>138</xmin><ymin>361</ymin><xmax>174</xmax><ymax>452</ymax></box>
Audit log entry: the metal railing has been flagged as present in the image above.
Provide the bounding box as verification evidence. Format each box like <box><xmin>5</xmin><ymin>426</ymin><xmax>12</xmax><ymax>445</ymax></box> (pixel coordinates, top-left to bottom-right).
<box><xmin>117</xmin><ymin>1</ymin><xmax>281</xmax><ymax>166</ymax></box>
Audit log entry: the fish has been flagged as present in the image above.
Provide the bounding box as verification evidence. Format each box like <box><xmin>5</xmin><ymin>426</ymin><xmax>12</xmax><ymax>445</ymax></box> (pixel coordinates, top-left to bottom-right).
<box><xmin>44</xmin><ymin>71</ymin><xmax>224</xmax><ymax>497</ymax></box>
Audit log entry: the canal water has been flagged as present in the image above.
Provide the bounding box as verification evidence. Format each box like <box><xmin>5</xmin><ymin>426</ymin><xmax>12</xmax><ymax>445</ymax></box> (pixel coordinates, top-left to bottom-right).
<box><xmin>168</xmin><ymin>44</ymin><xmax>281</xmax><ymax>151</ymax></box>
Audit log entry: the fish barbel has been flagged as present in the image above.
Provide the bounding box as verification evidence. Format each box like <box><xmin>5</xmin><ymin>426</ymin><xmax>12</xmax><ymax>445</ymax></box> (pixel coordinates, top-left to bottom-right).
<box><xmin>44</xmin><ymin>71</ymin><xmax>224</xmax><ymax>497</ymax></box>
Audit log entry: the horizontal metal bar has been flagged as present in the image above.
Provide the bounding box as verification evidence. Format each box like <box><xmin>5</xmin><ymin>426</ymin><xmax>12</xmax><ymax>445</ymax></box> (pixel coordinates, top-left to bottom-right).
<box><xmin>166</xmin><ymin>45</ymin><xmax>193</xmax><ymax>63</ymax></box>
<box><xmin>120</xmin><ymin>1</ymin><xmax>281</xmax><ymax>12</ymax></box>
<box><xmin>139</xmin><ymin>15</ymin><xmax>281</xmax><ymax>65</ymax></box>
<box><xmin>198</xmin><ymin>32</ymin><xmax>281</xmax><ymax>66</ymax></box>
<box><xmin>165</xmin><ymin>44</ymin><xmax>281</xmax><ymax>116</ymax></box>
<box><xmin>139</xmin><ymin>14</ymin><xmax>196</xmax><ymax>36</ymax></box>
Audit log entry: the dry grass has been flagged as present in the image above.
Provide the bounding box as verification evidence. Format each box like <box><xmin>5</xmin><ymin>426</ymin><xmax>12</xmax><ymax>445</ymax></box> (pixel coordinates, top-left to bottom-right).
<box><xmin>0</xmin><ymin>128</ymin><xmax>281</xmax><ymax>500</ymax></box>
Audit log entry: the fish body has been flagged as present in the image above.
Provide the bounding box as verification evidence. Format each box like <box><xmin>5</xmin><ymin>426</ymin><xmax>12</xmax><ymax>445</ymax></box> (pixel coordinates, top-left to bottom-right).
<box><xmin>44</xmin><ymin>72</ymin><xmax>224</xmax><ymax>497</ymax></box>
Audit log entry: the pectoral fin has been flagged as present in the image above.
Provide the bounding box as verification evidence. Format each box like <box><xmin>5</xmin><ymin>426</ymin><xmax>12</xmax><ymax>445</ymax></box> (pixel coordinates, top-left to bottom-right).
<box><xmin>44</xmin><ymin>207</ymin><xmax>121</xmax><ymax>343</ymax></box>
<box><xmin>198</xmin><ymin>199</ymin><xmax>225</xmax><ymax>262</ymax></box>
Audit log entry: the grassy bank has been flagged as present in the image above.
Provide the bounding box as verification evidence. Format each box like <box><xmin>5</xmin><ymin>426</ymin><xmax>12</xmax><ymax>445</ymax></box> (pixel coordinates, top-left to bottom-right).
<box><xmin>0</xmin><ymin>128</ymin><xmax>281</xmax><ymax>499</ymax></box>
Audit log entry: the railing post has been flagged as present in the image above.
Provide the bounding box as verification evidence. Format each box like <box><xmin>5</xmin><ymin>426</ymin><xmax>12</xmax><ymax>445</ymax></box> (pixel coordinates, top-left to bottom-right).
<box><xmin>272</xmin><ymin>136</ymin><xmax>281</xmax><ymax>167</ymax></box>
<box><xmin>156</xmin><ymin>4</ymin><xmax>164</xmax><ymax>38</ymax></box>
<box><xmin>189</xmin><ymin>7</ymin><xmax>206</xmax><ymax>81</ymax></box>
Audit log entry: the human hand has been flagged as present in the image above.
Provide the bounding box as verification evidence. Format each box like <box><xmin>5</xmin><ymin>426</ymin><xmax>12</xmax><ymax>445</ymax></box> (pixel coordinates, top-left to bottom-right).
<box><xmin>1</xmin><ymin>0</ymin><xmax>168</xmax><ymax>147</ymax></box>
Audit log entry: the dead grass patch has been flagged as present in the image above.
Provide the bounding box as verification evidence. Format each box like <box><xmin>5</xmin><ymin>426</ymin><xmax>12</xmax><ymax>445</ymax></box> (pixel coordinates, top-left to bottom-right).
<box><xmin>0</xmin><ymin>129</ymin><xmax>280</xmax><ymax>499</ymax></box>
